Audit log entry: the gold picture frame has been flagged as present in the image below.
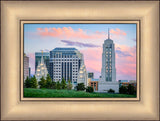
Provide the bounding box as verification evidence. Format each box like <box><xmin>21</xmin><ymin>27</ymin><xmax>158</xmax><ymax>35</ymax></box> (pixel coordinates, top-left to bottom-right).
<box><xmin>1</xmin><ymin>1</ymin><xmax>159</xmax><ymax>120</ymax></box>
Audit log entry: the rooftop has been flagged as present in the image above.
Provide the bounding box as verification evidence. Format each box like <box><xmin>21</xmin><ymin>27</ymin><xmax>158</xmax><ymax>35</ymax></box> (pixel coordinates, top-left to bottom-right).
<box><xmin>91</xmin><ymin>79</ymin><xmax>99</xmax><ymax>81</ymax></box>
<box><xmin>52</xmin><ymin>48</ymin><xmax>77</xmax><ymax>51</ymax></box>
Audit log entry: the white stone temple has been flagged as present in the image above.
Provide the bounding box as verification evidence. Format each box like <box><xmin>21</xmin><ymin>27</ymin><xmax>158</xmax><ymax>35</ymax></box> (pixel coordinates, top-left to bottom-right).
<box><xmin>98</xmin><ymin>29</ymin><xmax>119</xmax><ymax>93</ymax></box>
<box><xmin>35</xmin><ymin>51</ymin><xmax>48</xmax><ymax>82</ymax></box>
<box><xmin>77</xmin><ymin>57</ymin><xmax>88</xmax><ymax>87</ymax></box>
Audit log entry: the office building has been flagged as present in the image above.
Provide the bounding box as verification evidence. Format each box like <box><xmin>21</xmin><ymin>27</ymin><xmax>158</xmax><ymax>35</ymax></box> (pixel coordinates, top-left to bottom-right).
<box><xmin>35</xmin><ymin>51</ymin><xmax>48</xmax><ymax>82</ymax></box>
<box><xmin>29</xmin><ymin>67</ymin><xmax>31</xmax><ymax>78</ymax></box>
<box><xmin>98</xmin><ymin>29</ymin><xmax>119</xmax><ymax>93</ymax></box>
<box><xmin>88</xmin><ymin>72</ymin><xmax>94</xmax><ymax>79</ymax></box>
<box><xmin>49</xmin><ymin>48</ymin><xmax>87</xmax><ymax>88</ymax></box>
<box><xmin>35</xmin><ymin>52</ymin><xmax>50</xmax><ymax>72</ymax></box>
<box><xmin>24</xmin><ymin>54</ymin><xmax>29</xmax><ymax>81</ymax></box>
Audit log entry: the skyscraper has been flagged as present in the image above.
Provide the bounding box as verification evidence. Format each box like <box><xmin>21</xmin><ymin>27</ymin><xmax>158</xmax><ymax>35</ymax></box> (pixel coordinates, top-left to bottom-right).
<box><xmin>24</xmin><ymin>54</ymin><xmax>29</xmax><ymax>81</ymax></box>
<box><xmin>49</xmin><ymin>48</ymin><xmax>87</xmax><ymax>88</ymax></box>
<box><xmin>35</xmin><ymin>52</ymin><xmax>50</xmax><ymax>72</ymax></box>
<box><xmin>98</xmin><ymin>29</ymin><xmax>119</xmax><ymax>93</ymax></box>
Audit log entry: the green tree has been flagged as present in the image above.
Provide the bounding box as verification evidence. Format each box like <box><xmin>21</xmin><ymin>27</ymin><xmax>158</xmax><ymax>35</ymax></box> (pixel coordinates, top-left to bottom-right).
<box><xmin>119</xmin><ymin>86</ymin><xmax>128</xmax><ymax>94</ymax></box>
<box><xmin>30</xmin><ymin>75</ymin><xmax>38</xmax><ymax>88</ymax></box>
<box><xmin>38</xmin><ymin>76</ymin><xmax>46</xmax><ymax>88</ymax></box>
<box><xmin>24</xmin><ymin>76</ymin><xmax>31</xmax><ymax>88</ymax></box>
<box><xmin>56</xmin><ymin>81</ymin><xmax>61</xmax><ymax>90</ymax></box>
<box><xmin>76</xmin><ymin>83</ymin><xmax>85</xmax><ymax>91</ymax></box>
<box><xmin>61</xmin><ymin>78</ymin><xmax>67</xmax><ymax>89</ymax></box>
<box><xmin>128</xmin><ymin>84</ymin><xmax>136</xmax><ymax>95</ymax></box>
<box><xmin>46</xmin><ymin>74</ymin><xmax>52</xmax><ymax>89</ymax></box>
<box><xmin>86</xmin><ymin>86</ymin><xmax>93</xmax><ymax>93</ymax></box>
<box><xmin>67</xmin><ymin>80</ymin><xmax>72</xmax><ymax>90</ymax></box>
<box><xmin>51</xmin><ymin>81</ymin><xmax>56</xmax><ymax>89</ymax></box>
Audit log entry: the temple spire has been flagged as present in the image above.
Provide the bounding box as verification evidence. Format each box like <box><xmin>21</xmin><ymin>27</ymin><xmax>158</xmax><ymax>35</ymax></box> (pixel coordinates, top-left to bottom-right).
<box><xmin>108</xmin><ymin>28</ymin><xmax>110</xmax><ymax>39</ymax></box>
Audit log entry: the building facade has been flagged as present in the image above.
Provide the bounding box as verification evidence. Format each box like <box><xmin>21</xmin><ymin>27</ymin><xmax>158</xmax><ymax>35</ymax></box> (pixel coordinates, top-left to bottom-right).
<box><xmin>35</xmin><ymin>52</ymin><xmax>50</xmax><ymax>72</ymax></box>
<box><xmin>35</xmin><ymin>52</ymin><xmax>48</xmax><ymax>82</ymax></box>
<box><xmin>89</xmin><ymin>79</ymin><xmax>99</xmax><ymax>91</ymax></box>
<box><xmin>88</xmin><ymin>72</ymin><xmax>94</xmax><ymax>79</ymax></box>
<box><xmin>24</xmin><ymin>54</ymin><xmax>29</xmax><ymax>81</ymax></box>
<box><xmin>98</xmin><ymin>29</ymin><xmax>119</xmax><ymax>93</ymax></box>
<box><xmin>49</xmin><ymin>48</ymin><xmax>88</xmax><ymax>88</ymax></box>
<box><xmin>119</xmin><ymin>80</ymin><xmax>137</xmax><ymax>89</ymax></box>
<box><xmin>119</xmin><ymin>80</ymin><xmax>128</xmax><ymax>87</ymax></box>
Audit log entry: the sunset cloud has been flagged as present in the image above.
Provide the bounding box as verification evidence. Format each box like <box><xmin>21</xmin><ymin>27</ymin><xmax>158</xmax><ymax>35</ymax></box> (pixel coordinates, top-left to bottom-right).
<box><xmin>36</xmin><ymin>27</ymin><xmax>106</xmax><ymax>40</ymax></box>
<box><xmin>110</xmin><ymin>28</ymin><xmax>127</xmax><ymax>36</ymax></box>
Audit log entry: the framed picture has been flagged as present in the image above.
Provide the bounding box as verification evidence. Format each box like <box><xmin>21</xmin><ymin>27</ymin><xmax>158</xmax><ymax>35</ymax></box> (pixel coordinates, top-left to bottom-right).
<box><xmin>1</xmin><ymin>1</ymin><xmax>159</xmax><ymax>120</ymax></box>
<box><xmin>21</xmin><ymin>20</ymin><xmax>139</xmax><ymax>101</ymax></box>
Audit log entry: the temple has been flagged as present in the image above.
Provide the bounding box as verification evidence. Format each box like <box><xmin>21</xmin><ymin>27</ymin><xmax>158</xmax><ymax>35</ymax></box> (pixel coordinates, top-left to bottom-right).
<box><xmin>35</xmin><ymin>50</ymin><xmax>48</xmax><ymax>82</ymax></box>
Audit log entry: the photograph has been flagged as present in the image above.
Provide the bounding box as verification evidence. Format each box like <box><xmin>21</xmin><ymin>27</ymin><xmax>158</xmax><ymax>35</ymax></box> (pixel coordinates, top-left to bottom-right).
<box><xmin>23</xmin><ymin>23</ymin><xmax>137</xmax><ymax>98</ymax></box>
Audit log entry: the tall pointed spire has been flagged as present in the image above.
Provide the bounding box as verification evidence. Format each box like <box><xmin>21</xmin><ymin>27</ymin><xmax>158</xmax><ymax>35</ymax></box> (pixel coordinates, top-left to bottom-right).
<box><xmin>108</xmin><ymin>28</ymin><xmax>110</xmax><ymax>39</ymax></box>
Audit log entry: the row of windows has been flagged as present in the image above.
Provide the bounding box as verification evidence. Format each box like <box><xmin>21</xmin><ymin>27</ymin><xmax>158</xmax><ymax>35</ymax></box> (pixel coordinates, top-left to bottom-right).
<box><xmin>51</xmin><ymin>55</ymin><xmax>79</xmax><ymax>58</ymax></box>
<box><xmin>51</xmin><ymin>58</ymin><xmax>79</xmax><ymax>61</ymax></box>
<box><xmin>51</xmin><ymin>61</ymin><xmax>78</xmax><ymax>64</ymax></box>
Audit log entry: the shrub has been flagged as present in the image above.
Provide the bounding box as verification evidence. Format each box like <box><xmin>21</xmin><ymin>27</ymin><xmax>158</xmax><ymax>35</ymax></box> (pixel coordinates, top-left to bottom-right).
<box><xmin>56</xmin><ymin>81</ymin><xmax>61</xmax><ymax>90</ymax></box>
<box><xmin>30</xmin><ymin>75</ymin><xmax>38</xmax><ymax>88</ymax></box>
<box><xmin>61</xmin><ymin>78</ymin><xmax>67</xmax><ymax>89</ymax></box>
<box><xmin>86</xmin><ymin>86</ymin><xmax>94</xmax><ymax>93</ymax></box>
<box><xmin>108</xmin><ymin>89</ymin><xmax>115</xmax><ymax>93</ymax></box>
<box><xmin>76</xmin><ymin>83</ymin><xmax>85</xmax><ymax>91</ymax></box>
<box><xmin>38</xmin><ymin>76</ymin><xmax>47</xmax><ymax>88</ymax></box>
<box><xmin>119</xmin><ymin>86</ymin><xmax>128</xmax><ymax>94</ymax></box>
<box><xmin>24</xmin><ymin>76</ymin><xmax>31</xmax><ymax>88</ymax></box>
<box><xmin>128</xmin><ymin>84</ymin><xmax>136</xmax><ymax>95</ymax></box>
<box><xmin>51</xmin><ymin>81</ymin><xmax>56</xmax><ymax>89</ymax></box>
<box><xmin>46</xmin><ymin>74</ymin><xmax>52</xmax><ymax>89</ymax></box>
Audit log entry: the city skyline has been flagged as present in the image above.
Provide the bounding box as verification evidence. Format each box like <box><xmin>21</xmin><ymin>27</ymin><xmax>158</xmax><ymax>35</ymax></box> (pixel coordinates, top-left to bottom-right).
<box><xmin>24</xmin><ymin>24</ymin><xmax>136</xmax><ymax>81</ymax></box>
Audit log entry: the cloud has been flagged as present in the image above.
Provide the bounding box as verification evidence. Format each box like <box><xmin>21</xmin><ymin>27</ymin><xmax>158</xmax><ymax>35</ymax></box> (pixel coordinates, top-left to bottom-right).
<box><xmin>61</xmin><ymin>40</ymin><xmax>100</xmax><ymax>48</ymax></box>
<box><xmin>36</xmin><ymin>27</ymin><xmax>106</xmax><ymax>40</ymax></box>
<box><xmin>110</xmin><ymin>28</ymin><xmax>127</xmax><ymax>36</ymax></box>
<box><xmin>115</xmin><ymin>49</ymin><xmax>132</xmax><ymax>57</ymax></box>
<box><xmin>115</xmin><ymin>44</ymin><xmax>136</xmax><ymax>80</ymax></box>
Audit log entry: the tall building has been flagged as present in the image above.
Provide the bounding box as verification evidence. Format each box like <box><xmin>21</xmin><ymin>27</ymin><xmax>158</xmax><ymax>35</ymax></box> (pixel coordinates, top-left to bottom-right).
<box><xmin>35</xmin><ymin>51</ymin><xmax>48</xmax><ymax>82</ymax></box>
<box><xmin>35</xmin><ymin>52</ymin><xmax>50</xmax><ymax>73</ymax></box>
<box><xmin>98</xmin><ymin>29</ymin><xmax>119</xmax><ymax>93</ymax></box>
<box><xmin>49</xmin><ymin>48</ymin><xmax>87</xmax><ymax>88</ymax></box>
<box><xmin>88</xmin><ymin>72</ymin><xmax>94</xmax><ymax>79</ymax></box>
<box><xmin>24</xmin><ymin>54</ymin><xmax>29</xmax><ymax>81</ymax></box>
